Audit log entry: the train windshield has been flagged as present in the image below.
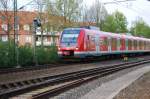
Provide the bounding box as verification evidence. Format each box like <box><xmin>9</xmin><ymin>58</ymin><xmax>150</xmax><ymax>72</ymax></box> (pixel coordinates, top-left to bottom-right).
<box><xmin>61</xmin><ymin>30</ymin><xmax>80</xmax><ymax>43</ymax></box>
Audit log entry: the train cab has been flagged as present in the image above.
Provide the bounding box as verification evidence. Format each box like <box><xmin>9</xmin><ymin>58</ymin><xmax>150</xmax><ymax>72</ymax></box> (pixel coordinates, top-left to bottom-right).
<box><xmin>58</xmin><ymin>28</ymin><xmax>84</xmax><ymax>57</ymax></box>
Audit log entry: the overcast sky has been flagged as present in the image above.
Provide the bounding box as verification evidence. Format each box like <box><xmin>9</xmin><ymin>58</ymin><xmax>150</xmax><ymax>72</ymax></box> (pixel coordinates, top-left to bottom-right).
<box><xmin>18</xmin><ymin>0</ymin><xmax>150</xmax><ymax>27</ymax></box>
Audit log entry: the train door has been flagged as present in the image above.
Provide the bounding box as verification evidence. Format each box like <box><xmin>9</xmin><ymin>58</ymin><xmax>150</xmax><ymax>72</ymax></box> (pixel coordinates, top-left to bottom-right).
<box><xmin>95</xmin><ymin>35</ymin><xmax>100</xmax><ymax>54</ymax></box>
<box><xmin>86</xmin><ymin>35</ymin><xmax>90</xmax><ymax>51</ymax></box>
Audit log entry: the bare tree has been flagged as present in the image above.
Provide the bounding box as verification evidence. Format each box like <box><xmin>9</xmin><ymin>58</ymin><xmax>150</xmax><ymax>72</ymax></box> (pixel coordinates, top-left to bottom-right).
<box><xmin>56</xmin><ymin>0</ymin><xmax>83</xmax><ymax>24</ymax></box>
<box><xmin>0</xmin><ymin>0</ymin><xmax>13</xmax><ymax>41</ymax></box>
<box><xmin>82</xmin><ymin>4</ymin><xmax>95</xmax><ymax>24</ymax></box>
<box><xmin>82</xmin><ymin>0</ymin><xmax>108</xmax><ymax>27</ymax></box>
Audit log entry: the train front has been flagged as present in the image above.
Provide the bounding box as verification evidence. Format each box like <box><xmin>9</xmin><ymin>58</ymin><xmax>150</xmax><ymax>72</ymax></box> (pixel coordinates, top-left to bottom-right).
<box><xmin>58</xmin><ymin>28</ymin><xmax>84</xmax><ymax>58</ymax></box>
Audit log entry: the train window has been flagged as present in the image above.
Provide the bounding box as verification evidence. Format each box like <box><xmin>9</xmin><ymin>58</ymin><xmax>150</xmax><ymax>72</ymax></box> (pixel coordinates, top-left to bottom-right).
<box><xmin>91</xmin><ymin>36</ymin><xmax>95</xmax><ymax>41</ymax></box>
<box><xmin>134</xmin><ymin>40</ymin><xmax>137</xmax><ymax>49</ymax></box>
<box><xmin>99</xmin><ymin>38</ymin><xmax>103</xmax><ymax>45</ymax></box>
<box><xmin>137</xmin><ymin>40</ymin><xmax>140</xmax><ymax>50</ymax></box>
<box><xmin>144</xmin><ymin>41</ymin><xmax>146</xmax><ymax>50</ymax></box>
<box><xmin>147</xmin><ymin>41</ymin><xmax>149</xmax><ymax>50</ymax></box>
<box><xmin>132</xmin><ymin>40</ymin><xmax>134</xmax><ymax>50</ymax></box>
<box><xmin>111</xmin><ymin>38</ymin><xmax>117</xmax><ymax>49</ymax></box>
<box><xmin>104</xmin><ymin>37</ymin><xmax>108</xmax><ymax>45</ymax></box>
<box><xmin>140</xmin><ymin>41</ymin><xmax>142</xmax><ymax>49</ymax></box>
<box><xmin>146</xmin><ymin>41</ymin><xmax>148</xmax><ymax>50</ymax></box>
<box><xmin>138</xmin><ymin>41</ymin><xmax>141</xmax><ymax>50</ymax></box>
<box><xmin>120</xmin><ymin>38</ymin><xmax>125</xmax><ymax>48</ymax></box>
<box><xmin>102</xmin><ymin>37</ymin><xmax>108</xmax><ymax>46</ymax></box>
<box><xmin>141</xmin><ymin>41</ymin><xmax>143</xmax><ymax>50</ymax></box>
<box><xmin>148</xmin><ymin>42</ymin><xmax>149</xmax><ymax>50</ymax></box>
<box><xmin>61</xmin><ymin>30</ymin><xmax>80</xmax><ymax>43</ymax></box>
<box><xmin>139</xmin><ymin>41</ymin><xmax>142</xmax><ymax>50</ymax></box>
<box><xmin>139</xmin><ymin>41</ymin><xmax>141</xmax><ymax>50</ymax></box>
<box><xmin>100</xmin><ymin>37</ymin><xmax>107</xmax><ymax>46</ymax></box>
<box><xmin>117</xmin><ymin>38</ymin><xmax>120</xmax><ymax>47</ymax></box>
<box><xmin>126</xmin><ymin>39</ymin><xmax>128</xmax><ymax>48</ymax></box>
<box><xmin>128</xmin><ymin>39</ymin><xmax>132</xmax><ymax>49</ymax></box>
<box><xmin>142</xmin><ymin>41</ymin><xmax>144</xmax><ymax>50</ymax></box>
<box><xmin>149</xmin><ymin>42</ymin><xmax>150</xmax><ymax>50</ymax></box>
<box><xmin>143</xmin><ymin>41</ymin><xmax>145</xmax><ymax>50</ymax></box>
<box><xmin>87</xmin><ymin>35</ymin><xmax>90</xmax><ymax>40</ymax></box>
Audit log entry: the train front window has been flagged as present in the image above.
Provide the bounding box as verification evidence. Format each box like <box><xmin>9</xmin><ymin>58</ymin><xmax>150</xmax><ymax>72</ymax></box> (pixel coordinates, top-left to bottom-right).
<box><xmin>61</xmin><ymin>30</ymin><xmax>80</xmax><ymax>43</ymax></box>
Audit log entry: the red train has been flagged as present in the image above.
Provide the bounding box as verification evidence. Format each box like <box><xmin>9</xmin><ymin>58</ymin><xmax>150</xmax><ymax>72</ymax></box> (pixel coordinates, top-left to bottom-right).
<box><xmin>58</xmin><ymin>27</ymin><xmax>150</xmax><ymax>58</ymax></box>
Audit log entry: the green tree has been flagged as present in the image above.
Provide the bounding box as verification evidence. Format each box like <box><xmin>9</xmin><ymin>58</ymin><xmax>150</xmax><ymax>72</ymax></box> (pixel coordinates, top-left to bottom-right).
<box><xmin>102</xmin><ymin>15</ymin><xmax>117</xmax><ymax>32</ymax></box>
<box><xmin>130</xmin><ymin>18</ymin><xmax>150</xmax><ymax>38</ymax></box>
<box><xmin>102</xmin><ymin>11</ymin><xmax>128</xmax><ymax>33</ymax></box>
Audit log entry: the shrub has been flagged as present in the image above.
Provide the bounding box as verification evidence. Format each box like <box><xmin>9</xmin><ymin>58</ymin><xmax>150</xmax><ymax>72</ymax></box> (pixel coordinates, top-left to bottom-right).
<box><xmin>47</xmin><ymin>46</ymin><xmax>59</xmax><ymax>63</ymax></box>
<box><xmin>36</xmin><ymin>46</ymin><xmax>58</xmax><ymax>65</ymax></box>
<box><xmin>0</xmin><ymin>41</ymin><xmax>16</xmax><ymax>68</ymax></box>
<box><xmin>0</xmin><ymin>40</ymin><xmax>58</xmax><ymax>68</ymax></box>
<box><xmin>19</xmin><ymin>46</ymin><xmax>33</xmax><ymax>66</ymax></box>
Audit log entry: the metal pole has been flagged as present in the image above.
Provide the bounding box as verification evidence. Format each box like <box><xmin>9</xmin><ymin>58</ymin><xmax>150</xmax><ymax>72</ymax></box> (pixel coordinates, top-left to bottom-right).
<box><xmin>33</xmin><ymin>20</ymin><xmax>38</xmax><ymax>66</ymax></box>
<box><xmin>39</xmin><ymin>2</ymin><xmax>43</xmax><ymax>48</ymax></box>
<box><xmin>14</xmin><ymin>0</ymin><xmax>19</xmax><ymax>67</ymax></box>
<box><xmin>13</xmin><ymin>0</ymin><xmax>16</xmax><ymax>65</ymax></box>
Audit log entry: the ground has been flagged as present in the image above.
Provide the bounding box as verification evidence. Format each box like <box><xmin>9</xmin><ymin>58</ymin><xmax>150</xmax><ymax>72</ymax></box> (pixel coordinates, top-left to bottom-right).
<box><xmin>114</xmin><ymin>71</ymin><xmax>150</xmax><ymax>99</ymax></box>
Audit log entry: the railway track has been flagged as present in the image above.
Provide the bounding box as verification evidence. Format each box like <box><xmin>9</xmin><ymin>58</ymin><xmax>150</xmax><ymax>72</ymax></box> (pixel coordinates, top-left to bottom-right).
<box><xmin>0</xmin><ymin>55</ymin><xmax>147</xmax><ymax>75</ymax></box>
<box><xmin>0</xmin><ymin>58</ymin><xmax>106</xmax><ymax>75</ymax></box>
<box><xmin>0</xmin><ymin>58</ymin><xmax>150</xmax><ymax>99</ymax></box>
<box><xmin>0</xmin><ymin>60</ymin><xmax>89</xmax><ymax>75</ymax></box>
<box><xmin>0</xmin><ymin>62</ymin><xmax>72</xmax><ymax>75</ymax></box>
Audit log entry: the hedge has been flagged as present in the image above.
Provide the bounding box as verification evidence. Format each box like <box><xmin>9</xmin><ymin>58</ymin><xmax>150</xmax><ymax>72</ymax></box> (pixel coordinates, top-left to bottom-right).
<box><xmin>0</xmin><ymin>41</ymin><xmax>58</xmax><ymax>68</ymax></box>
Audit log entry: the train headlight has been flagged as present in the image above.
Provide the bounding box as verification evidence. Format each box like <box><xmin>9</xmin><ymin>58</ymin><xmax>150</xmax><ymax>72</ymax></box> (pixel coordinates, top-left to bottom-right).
<box><xmin>75</xmin><ymin>47</ymin><xmax>79</xmax><ymax>50</ymax></box>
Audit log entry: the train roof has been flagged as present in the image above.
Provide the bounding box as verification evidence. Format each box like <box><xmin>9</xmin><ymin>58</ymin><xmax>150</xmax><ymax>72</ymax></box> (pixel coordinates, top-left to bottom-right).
<box><xmin>64</xmin><ymin>28</ymin><xmax>81</xmax><ymax>31</ymax></box>
<box><xmin>83</xmin><ymin>28</ymin><xmax>150</xmax><ymax>41</ymax></box>
<box><xmin>63</xmin><ymin>28</ymin><xmax>150</xmax><ymax>41</ymax></box>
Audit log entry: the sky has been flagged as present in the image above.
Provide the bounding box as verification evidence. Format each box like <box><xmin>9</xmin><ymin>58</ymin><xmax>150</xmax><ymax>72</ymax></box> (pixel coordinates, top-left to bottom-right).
<box><xmin>18</xmin><ymin>0</ymin><xmax>150</xmax><ymax>27</ymax></box>
<box><xmin>83</xmin><ymin>0</ymin><xmax>150</xmax><ymax>27</ymax></box>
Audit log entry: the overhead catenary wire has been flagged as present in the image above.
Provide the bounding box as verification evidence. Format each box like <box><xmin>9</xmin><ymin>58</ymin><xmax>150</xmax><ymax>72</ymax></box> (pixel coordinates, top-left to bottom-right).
<box><xmin>112</xmin><ymin>0</ymin><xmax>150</xmax><ymax>22</ymax></box>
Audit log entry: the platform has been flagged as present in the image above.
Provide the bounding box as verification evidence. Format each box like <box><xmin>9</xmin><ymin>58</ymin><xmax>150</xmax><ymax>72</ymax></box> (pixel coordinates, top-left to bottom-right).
<box><xmin>80</xmin><ymin>65</ymin><xmax>150</xmax><ymax>99</ymax></box>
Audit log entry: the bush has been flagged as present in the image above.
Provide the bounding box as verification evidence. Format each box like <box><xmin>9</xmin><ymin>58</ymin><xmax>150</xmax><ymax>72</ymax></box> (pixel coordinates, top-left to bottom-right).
<box><xmin>46</xmin><ymin>46</ymin><xmax>59</xmax><ymax>63</ymax></box>
<box><xmin>0</xmin><ymin>41</ymin><xmax>16</xmax><ymax>68</ymax></box>
<box><xmin>36</xmin><ymin>47</ymin><xmax>47</xmax><ymax>64</ymax></box>
<box><xmin>19</xmin><ymin>46</ymin><xmax>33</xmax><ymax>66</ymax></box>
<box><xmin>0</xmin><ymin>40</ymin><xmax>58</xmax><ymax>68</ymax></box>
<box><xmin>36</xmin><ymin>46</ymin><xmax>58</xmax><ymax>65</ymax></box>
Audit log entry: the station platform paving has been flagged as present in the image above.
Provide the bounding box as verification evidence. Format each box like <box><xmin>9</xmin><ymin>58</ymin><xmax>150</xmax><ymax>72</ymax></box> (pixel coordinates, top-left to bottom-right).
<box><xmin>80</xmin><ymin>65</ymin><xmax>150</xmax><ymax>99</ymax></box>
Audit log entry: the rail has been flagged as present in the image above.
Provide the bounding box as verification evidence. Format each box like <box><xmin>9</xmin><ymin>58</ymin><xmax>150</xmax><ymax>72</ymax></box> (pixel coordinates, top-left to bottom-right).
<box><xmin>0</xmin><ymin>58</ymin><xmax>150</xmax><ymax>98</ymax></box>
